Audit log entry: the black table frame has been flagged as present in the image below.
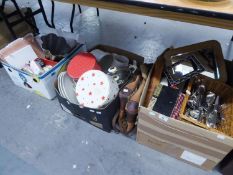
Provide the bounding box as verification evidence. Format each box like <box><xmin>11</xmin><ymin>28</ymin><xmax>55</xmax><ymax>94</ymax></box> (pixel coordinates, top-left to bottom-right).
<box><xmin>0</xmin><ymin>0</ymin><xmax>55</xmax><ymax>40</ymax></box>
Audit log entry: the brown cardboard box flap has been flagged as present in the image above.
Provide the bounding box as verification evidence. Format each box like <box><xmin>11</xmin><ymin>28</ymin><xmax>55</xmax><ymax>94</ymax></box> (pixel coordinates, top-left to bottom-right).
<box><xmin>89</xmin><ymin>44</ymin><xmax>144</xmax><ymax>64</ymax></box>
<box><xmin>137</xmin><ymin>130</ymin><xmax>218</xmax><ymax>171</ymax></box>
<box><xmin>0</xmin><ymin>33</ymin><xmax>44</xmax><ymax>60</ymax></box>
<box><xmin>140</xmin><ymin>107</ymin><xmax>233</xmax><ymax>147</ymax></box>
<box><xmin>137</xmin><ymin>106</ymin><xmax>233</xmax><ymax>170</ymax></box>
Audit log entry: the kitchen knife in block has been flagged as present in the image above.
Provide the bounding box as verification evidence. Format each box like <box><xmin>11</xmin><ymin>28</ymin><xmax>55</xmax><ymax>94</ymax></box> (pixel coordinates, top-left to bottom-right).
<box><xmin>126</xmin><ymin>79</ymin><xmax>146</xmax><ymax>133</ymax></box>
<box><xmin>125</xmin><ymin>64</ymin><xmax>148</xmax><ymax>133</ymax></box>
<box><xmin>118</xmin><ymin>75</ymin><xmax>141</xmax><ymax>133</ymax></box>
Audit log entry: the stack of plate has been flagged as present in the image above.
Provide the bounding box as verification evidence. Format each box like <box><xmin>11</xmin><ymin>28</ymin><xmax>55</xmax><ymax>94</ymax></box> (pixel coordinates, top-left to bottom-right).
<box><xmin>75</xmin><ymin>70</ymin><xmax>119</xmax><ymax>109</ymax></box>
<box><xmin>58</xmin><ymin>71</ymin><xmax>79</xmax><ymax>104</ymax></box>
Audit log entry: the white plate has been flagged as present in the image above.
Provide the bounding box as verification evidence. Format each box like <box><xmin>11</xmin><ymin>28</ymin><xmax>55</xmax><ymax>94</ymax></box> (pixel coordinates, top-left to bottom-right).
<box><xmin>58</xmin><ymin>73</ymin><xmax>63</xmax><ymax>96</ymax></box>
<box><xmin>62</xmin><ymin>73</ymin><xmax>79</xmax><ymax>104</ymax></box>
<box><xmin>60</xmin><ymin>72</ymin><xmax>67</xmax><ymax>99</ymax></box>
<box><xmin>75</xmin><ymin>70</ymin><xmax>119</xmax><ymax>109</ymax></box>
<box><xmin>58</xmin><ymin>72</ymin><xmax>66</xmax><ymax>98</ymax></box>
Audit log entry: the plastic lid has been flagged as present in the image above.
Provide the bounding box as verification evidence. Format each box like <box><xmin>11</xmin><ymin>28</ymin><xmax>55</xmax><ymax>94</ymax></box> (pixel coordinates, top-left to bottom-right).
<box><xmin>67</xmin><ymin>53</ymin><xmax>101</xmax><ymax>79</ymax></box>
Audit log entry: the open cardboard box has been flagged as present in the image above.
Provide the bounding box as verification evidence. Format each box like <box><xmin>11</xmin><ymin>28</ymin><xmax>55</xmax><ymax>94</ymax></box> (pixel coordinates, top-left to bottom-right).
<box><xmin>55</xmin><ymin>79</ymin><xmax>120</xmax><ymax>132</ymax></box>
<box><xmin>55</xmin><ymin>44</ymin><xmax>144</xmax><ymax>132</ymax></box>
<box><xmin>0</xmin><ymin>33</ymin><xmax>85</xmax><ymax>100</ymax></box>
<box><xmin>137</xmin><ymin>48</ymin><xmax>233</xmax><ymax>171</ymax></box>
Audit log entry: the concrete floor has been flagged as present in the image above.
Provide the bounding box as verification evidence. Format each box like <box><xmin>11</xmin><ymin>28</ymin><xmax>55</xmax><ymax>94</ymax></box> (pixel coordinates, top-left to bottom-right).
<box><xmin>1</xmin><ymin>0</ymin><xmax>233</xmax><ymax>174</ymax></box>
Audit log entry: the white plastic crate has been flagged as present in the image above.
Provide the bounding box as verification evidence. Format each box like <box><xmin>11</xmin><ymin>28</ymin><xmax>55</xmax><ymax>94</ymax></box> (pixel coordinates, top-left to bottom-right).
<box><xmin>1</xmin><ymin>44</ymin><xmax>85</xmax><ymax>99</ymax></box>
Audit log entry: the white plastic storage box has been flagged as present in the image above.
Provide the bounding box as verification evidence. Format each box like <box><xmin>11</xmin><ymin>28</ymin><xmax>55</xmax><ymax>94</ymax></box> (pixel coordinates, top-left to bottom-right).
<box><xmin>1</xmin><ymin>44</ymin><xmax>85</xmax><ymax>99</ymax></box>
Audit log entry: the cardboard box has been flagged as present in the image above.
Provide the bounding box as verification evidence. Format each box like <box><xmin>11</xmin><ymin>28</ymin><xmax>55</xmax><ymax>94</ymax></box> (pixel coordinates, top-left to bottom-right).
<box><xmin>1</xmin><ymin>43</ymin><xmax>85</xmax><ymax>100</ymax></box>
<box><xmin>137</xmin><ymin>51</ymin><xmax>233</xmax><ymax>171</ymax></box>
<box><xmin>55</xmin><ymin>81</ymin><xmax>119</xmax><ymax>132</ymax></box>
<box><xmin>56</xmin><ymin>44</ymin><xmax>144</xmax><ymax>132</ymax></box>
<box><xmin>220</xmin><ymin>150</ymin><xmax>233</xmax><ymax>175</ymax></box>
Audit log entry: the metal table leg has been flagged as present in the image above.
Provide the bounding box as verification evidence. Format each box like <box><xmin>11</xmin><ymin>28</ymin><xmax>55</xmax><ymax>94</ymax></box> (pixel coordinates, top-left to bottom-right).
<box><xmin>0</xmin><ymin>0</ymin><xmax>55</xmax><ymax>40</ymax></box>
<box><xmin>69</xmin><ymin>6</ymin><xmax>99</xmax><ymax>33</ymax></box>
<box><xmin>97</xmin><ymin>8</ymin><xmax>99</xmax><ymax>16</ymax></box>
<box><xmin>70</xmin><ymin>4</ymin><xmax>75</xmax><ymax>33</ymax></box>
<box><xmin>1</xmin><ymin>0</ymin><xmax>6</xmax><ymax>9</ymax></box>
<box><xmin>78</xmin><ymin>5</ymin><xmax>82</xmax><ymax>13</ymax></box>
<box><xmin>51</xmin><ymin>3</ymin><xmax>81</xmax><ymax>32</ymax></box>
<box><xmin>38</xmin><ymin>0</ymin><xmax>54</xmax><ymax>28</ymax></box>
<box><xmin>51</xmin><ymin>0</ymin><xmax>55</xmax><ymax>28</ymax></box>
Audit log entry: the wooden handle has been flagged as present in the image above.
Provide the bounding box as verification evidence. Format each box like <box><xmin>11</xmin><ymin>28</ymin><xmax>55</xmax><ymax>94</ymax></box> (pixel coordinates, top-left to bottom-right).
<box><xmin>125</xmin><ymin>80</ymin><xmax>146</xmax><ymax>134</ymax></box>
<box><xmin>126</xmin><ymin>75</ymin><xmax>141</xmax><ymax>91</ymax></box>
<box><xmin>143</xmin><ymin>55</ymin><xmax>165</xmax><ymax>107</ymax></box>
<box><xmin>140</xmin><ymin>64</ymin><xmax>148</xmax><ymax>79</ymax></box>
<box><xmin>130</xmin><ymin>79</ymin><xmax>146</xmax><ymax>103</ymax></box>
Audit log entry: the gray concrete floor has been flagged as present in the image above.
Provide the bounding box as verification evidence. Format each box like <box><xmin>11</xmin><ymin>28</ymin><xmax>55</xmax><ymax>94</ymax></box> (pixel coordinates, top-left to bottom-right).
<box><xmin>1</xmin><ymin>0</ymin><xmax>233</xmax><ymax>174</ymax></box>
